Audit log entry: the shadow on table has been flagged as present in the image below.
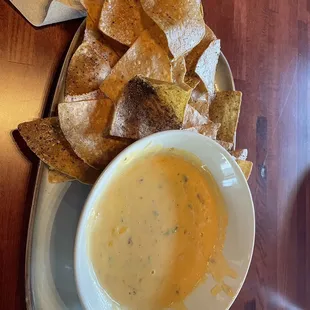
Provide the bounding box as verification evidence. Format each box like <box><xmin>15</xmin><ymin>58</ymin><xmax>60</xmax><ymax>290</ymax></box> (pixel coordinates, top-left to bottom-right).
<box><xmin>49</xmin><ymin>181</ymin><xmax>91</xmax><ymax>310</ymax></box>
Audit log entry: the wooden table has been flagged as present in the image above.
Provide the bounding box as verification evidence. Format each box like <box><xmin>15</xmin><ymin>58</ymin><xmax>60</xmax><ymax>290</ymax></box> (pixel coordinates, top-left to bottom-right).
<box><xmin>0</xmin><ymin>0</ymin><xmax>309</xmax><ymax>309</ymax></box>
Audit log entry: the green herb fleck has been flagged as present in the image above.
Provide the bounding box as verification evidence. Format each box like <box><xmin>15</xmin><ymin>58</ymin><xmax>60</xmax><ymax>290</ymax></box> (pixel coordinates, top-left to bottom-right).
<box><xmin>152</xmin><ymin>210</ymin><xmax>159</xmax><ymax>217</ymax></box>
<box><xmin>163</xmin><ymin>226</ymin><xmax>179</xmax><ymax>236</ymax></box>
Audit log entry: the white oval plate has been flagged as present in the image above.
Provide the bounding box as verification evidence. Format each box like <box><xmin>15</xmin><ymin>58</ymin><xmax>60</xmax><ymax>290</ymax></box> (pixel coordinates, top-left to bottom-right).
<box><xmin>75</xmin><ymin>131</ymin><xmax>255</xmax><ymax>310</ymax></box>
<box><xmin>25</xmin><ymin>20</ymin><xmax>239</xmax><ymax>310</ymax></box>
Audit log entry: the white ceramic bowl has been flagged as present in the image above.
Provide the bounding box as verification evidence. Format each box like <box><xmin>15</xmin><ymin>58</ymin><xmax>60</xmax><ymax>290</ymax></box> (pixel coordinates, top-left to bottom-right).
<box><xmin>75</xmin><ymin>130</ymin><xmax>255</xmax><ymax>310</ymax></box>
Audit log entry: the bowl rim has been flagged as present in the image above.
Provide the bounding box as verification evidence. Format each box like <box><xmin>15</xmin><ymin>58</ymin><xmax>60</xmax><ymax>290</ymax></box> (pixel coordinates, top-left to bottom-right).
<box><xmin>74</xmin><ymin>130</ymin><xmax>255</xmax><ymax>310</ymax></box>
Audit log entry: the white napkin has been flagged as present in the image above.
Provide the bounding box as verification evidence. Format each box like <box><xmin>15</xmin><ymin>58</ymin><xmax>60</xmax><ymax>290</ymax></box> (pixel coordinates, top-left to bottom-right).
<box><xmin>9</xmin><ymin>0</ymin><xmax>86</xmax><ymax>27</ymax></box>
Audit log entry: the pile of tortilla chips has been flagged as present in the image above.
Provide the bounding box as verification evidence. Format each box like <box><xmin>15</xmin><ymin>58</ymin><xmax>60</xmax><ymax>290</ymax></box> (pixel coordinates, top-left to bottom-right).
<box><xmin>16</xmin><ymin>0</ymin><xmax>253</xmax><ymax>184</ymax></box>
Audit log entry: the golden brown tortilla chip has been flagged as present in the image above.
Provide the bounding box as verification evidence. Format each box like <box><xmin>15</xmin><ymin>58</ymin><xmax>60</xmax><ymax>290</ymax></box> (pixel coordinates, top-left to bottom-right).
<box><xmin>209</xmin><ymin>91</ymin><xmax>242</xmax><ymax>143</ymax></box>
<box><xmin>195</xmin><ymin>39</ymin><xmax>221</xmax><ymax>102</ymax></box>
<box><xmin>184</xmin><ymin>27</ymin><xmax>218</xmax><ymax>97</ymax></box>
<box><xmin>110</xmin><ymin>76</ymin><xmax>190</xmax><ymax>139</ymax></box>
<box><xmin>140</xmin><ymin>0</ymin><xmax>205</xmax><ymax>58</ymax></box>
<box><xmin>236</xmin><ymin>160</ymin><xmax>253</xmax><ymax>180</ymax></box>
<box><xmin>64</xmin><ymin>89</ymin><xmax>106</xmax><ymax>103</ymax></box>
<box><xmin>216</xmin><ymin>140</ymin><xmax>233</xmax><ymax>151</ymax></box>
<box><xmin>231</xmin><ymin>149</ymin><xmax>248</xmax><ymax>161</ymax></box>
<box><xmin>58</xmin><ymin>99</ymin><xmax>131</xmax><ymax>169</ymax></box>
<box><xmin>185</xmin><ymin>25</ymin><xmax>217</xmax><ymax>73</ymax></box>
<box><xmin>48</xmin><ymin>168</ymin><xmax>74</xmax><ymax>183</ymax></box>
<box><xmin>66</xmin><ymin>39</ymin><xmax>119</xmax><ymax>97</ymax></box>
<box><xmin>98</xmin><ymin>0</ymin><xmax>153</xmax><ymax>46</ymax></box>
<box><xmin>100</xmin><ymin>28</ymin><xmax>172</xmax><ymax>101</ymax></box>
<box><xmin>18</xmin><ymin>117</ymin><xmax>100</xmax><ymax>184</ymax></box>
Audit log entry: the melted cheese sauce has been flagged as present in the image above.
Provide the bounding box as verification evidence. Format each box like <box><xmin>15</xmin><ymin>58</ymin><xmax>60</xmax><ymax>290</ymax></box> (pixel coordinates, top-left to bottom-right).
<box><xmin>88</xmin><ymin>149</ymin><xmax>234</xmax><ymax>309</ymax></box>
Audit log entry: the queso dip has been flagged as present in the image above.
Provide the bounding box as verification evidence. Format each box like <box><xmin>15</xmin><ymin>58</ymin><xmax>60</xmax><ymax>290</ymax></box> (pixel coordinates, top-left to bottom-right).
<box><xmin>87</xmin><ymin>148</ymin><xmax>234</xmax><ymax>309</ymax></box>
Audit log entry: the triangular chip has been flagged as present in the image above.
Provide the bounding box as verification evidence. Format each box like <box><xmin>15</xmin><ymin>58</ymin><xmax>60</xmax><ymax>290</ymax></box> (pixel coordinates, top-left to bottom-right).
<box><xmin>185</xmin><ymin>25</ymin><xmax>217</xmax><ymax>74</ymax></box>
<box><xmin>231</xmin><ymin>149</ymin><xmax>248</xmax><ymax>161</ymax></box>
<box><xmin>140</xmin><ymin>0</ymin><xmax>205</xmax><ymax>58</ymax></box>
<box><xmin>65</xmin><ymin>39</ymin><xmax>119</xmax><ymax>97</ymax></box>
<box><xmin>236</xmin><ymin>160</ymin><xmax>253</xmax><ymax>180</ymax></box>
<box><xmin>216</xmin><ymin>140</ymin><xmax>233</xmax><ymax>151</ymax></box>
<box><xmin>48</xmin><ymin>168</ymin><xmax>74</xmax><ymax>183</ymax></box>
<box><xmin>100</xmin><ymin>28</ymin><xmax>172</xmax><ymax>101</ymax></box>
<box><xmin>209</xmin><ymin>91</ymin><xmax>242</xmax><ymax>143</ymax></box>
<box><xmin>58</xmin><ymin>99</ymin><xmax>131</xmax><ymax>169</ymax></box>
<box><xmin>110</xmin><ymin>76</ymin><xmax>190</xmax><ymax>139</ymax></box>
<box><xmin>195</xmin><ymin>39</ymin><xmax>221</xmax><ymax>102</ymax></box>
<box><xmin>184</xmin><ymin>29</ymin><xmax>219</xmax><ymax>97</ymax></box>
<box><xmin>18</xmin><ymin>117</ymin><xmax>100</xmax><ymax>184</ymax></box>
<box><xmin>98</xmin><ymin>0</ymin><xmax>153</xmax><ymax>46</ymax></box>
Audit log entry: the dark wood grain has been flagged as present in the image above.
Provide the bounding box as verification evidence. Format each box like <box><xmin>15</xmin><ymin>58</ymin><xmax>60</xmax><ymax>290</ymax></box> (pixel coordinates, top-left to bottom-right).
<box><xmin>205</xmin><ymin>1</ymin><xmax>310</xmax><ymax>309</ymax></box>
<box><xmin>0</xmin><ymin>0</ymin><xmax>309</xmax><ymax>309</ymax></box>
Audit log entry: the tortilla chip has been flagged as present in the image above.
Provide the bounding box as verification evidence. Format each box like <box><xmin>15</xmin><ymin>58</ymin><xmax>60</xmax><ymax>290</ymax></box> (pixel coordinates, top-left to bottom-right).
<box><xmin>231</xmin><ymin>149</ymin><xmax>248</xmax><ymax>161</ymax></box>
<box><xmin>195</xmin><ymin>39</ymin><xmax>221</xmax><ymax>102</ymax></box>
<box><xmin>184</xmin><ymin>122</ymin><xmax>220</xmax><ymax>140</ymax></box>
<box><xmin>98</xmin><ymin>0</ymin><xmax>153</xmax><ymax>46</ymax></box>
<box><xmin>18</xmin><ymin>117</ymin><xmax>100</xmax><ymax>184</ymax></box>
<box><xmin>83</xmin><ymin>28</ymin><xmax>128</xmax><ymax>58</ymax></box>
<box><xmin>191</xmin><ymin>83</ymin><xmax>210</xmax><ymax>107</ymax></box>
<box><xmin>110</xmin><ymin>76</ymin><xmax>190</xmax><ymax>139</ymax></box>
<box><xmin>65</xmin><ymin>39</ymin><xmax>119</xmax><ymax>97</ymax></box>
<box><xmin>80</xmin><ymin>0</ymin><xmax>104</xmax><ymax>29</ymax></box>
<box><xmin>64</xmin><ymin>89</ymin><xmax>106</xmax><ymax>103</ymax></box>
<box><xmin>48</xmin><ymin>168</ymin><xmax>74</xmax><ymax>183</ymax></box>
<box><xmin>182</xmin><ymin>104</ymin><xmax>219</xmax><ymax>139</ymax></box>
<box><xmin>58</xmin><ymin>99</ymin><xmax>131</xmax><ymax>169</ymax></box>
<box><xmin>216</xmin><ymin>140</ymin><xmax>233</xmax><ymax>151</ymax></box>
<box><xmin>209</xmin><ymin>91</ymin><xmax>242</xmax><ymax>143</ymax></box>
<box><xmin>185</xmin><ymin>25</ymin><xmax>217</xmax><ymax>73</ymax></box>
<box><xmin>236</xmin><ymin>160</ymin><xmax>253</xmax><ymax>180</ymax></box>
<box><xmin>100</xmin><ymin>28</ymin><xmax>172</xmax><ymax>101</ymax></box>
<box><xmin>182</xmin><ymin>104</ymin><xmax>208</xmax><ymax>129</ymax></box>
<box><xmin>140</xmin><ymin>0</ymin><xmax>205</xmax><ymax>58</ymax></box>
<box><xmin>184</xmin><ymin>26</ymin><xmax>218</xmax><ymax>93</ymax></box>
<box><xmin>172</xmin><ymin>57</ymin><xmax>191</xmax><ymax>91</ymax></box>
